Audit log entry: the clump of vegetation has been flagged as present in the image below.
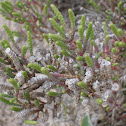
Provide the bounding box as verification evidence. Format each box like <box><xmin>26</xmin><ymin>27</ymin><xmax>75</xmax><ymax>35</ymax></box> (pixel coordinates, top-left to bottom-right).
<box><xmin>0</xmin><ymin>0</ymin><xmax>126</xmax><ymax>126</ymax></box>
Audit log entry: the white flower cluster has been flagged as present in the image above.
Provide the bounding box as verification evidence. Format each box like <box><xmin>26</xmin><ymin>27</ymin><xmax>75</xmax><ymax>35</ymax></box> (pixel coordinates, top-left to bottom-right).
<box><xmin>5</xmin><ymin>48</ymin><xmax>21</xmax><ymax>70</ymax></box>
<box><xmin>65</xmin><ymin>78</ymin><xmax>79</xmax><ymax>91</ymax></box>
<box><xmin>99</xmin><ymin>58</ymin><xmax>111</xmax><ymax>79</ymax></box>
<box><xmin>65</xmin><ymin>78</ymin><xmax>81</xmax><ymax>106</ymax></box>
<box><xmin>83</xmin><ymin>68</ymin><xmax>93</xmax><ymax>83</ymax></box>
<box><xmin>14</xmin><ymin>71</ymin><xmax>25</xmax><ymax>85</ymax></box>
<box><xmin>81</xmin><ymin>98</ymin><xmax>89</xmax><ymax>107</ymax></box>
<box><xmin>111</xmin><ymin>83</ymin><xmax>119</xmax><ymax>91</ymax></box>
<box><xmin>28</xmin><ymin>74</ymin><xmax>48</xmax><ymax>85</ymax></box>
<box><xmin>102</xmin><ymin>89</ymin><xmax>111</xmax><ymax>101</ymax></box>
<box><xmin>93</xmin><ymin>80</ymin><xmax>100</xmax><ymax>90</ymax></box>
<box><xmin>102</xmin><ymin>101</ymin><xmax>108</xmax><ymax>107</ymax></box>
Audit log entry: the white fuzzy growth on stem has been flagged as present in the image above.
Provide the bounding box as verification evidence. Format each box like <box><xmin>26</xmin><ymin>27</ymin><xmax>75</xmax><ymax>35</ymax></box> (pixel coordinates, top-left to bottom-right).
<box><xmin>5</xmin><ymin>48</ymin><xmax>21</xmax><ymax>70</ymax></box>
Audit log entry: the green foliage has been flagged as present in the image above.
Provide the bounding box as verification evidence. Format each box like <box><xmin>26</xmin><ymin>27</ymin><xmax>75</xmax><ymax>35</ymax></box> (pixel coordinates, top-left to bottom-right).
<box><xmin>68</xmin><ymin>9</ymin><xmax>75</xmax><ymax>29</ymax></box>
<box><xmin>24</xmin><ymin>120</ymin><xmax>38</xmax><ymax>125</ymax></box>
<box><xmin>118</xmin><ymin>1</ymin><xmax>122</xmax><ymax>13</ymax></box>
<box><xmin>86</xmin><ymin>22</ymin><xmax>93</xmax><ymax>42</ymax></box>
<box><xmin>0</xmin><ymin>1</ymin><xmax>14</xmax><ymax>13</ymax></box>
<box><xmin>103</xmin><ymin>22</ymin><xmax>108</xmax><ymax>35</ymax></box>
<box><xmin>78</xmin><ymin>26</ymin><xmax>84</xmax><ymax>40</ymax></box>
<box><xmin>105</xmin><ymin>35</ymin><xmax>109</xmax><ymax>43</ymax></box>
<box><xmin>46</xmin><ymin>0</ymin><xmax>51</xmax><ymax>7</ymax></box>
<box><xmin>47</xmin><ymin>65</ymin><xmax>57</xmax><ymax>71</ymax></box>
<box><xmin>61</xmin><ymin>49</ymin><xmax>70</xmax><ymax>56</ymax></box>
<box><xmin>112</xmin><ymin>62</ymin><xmax>119</xmax><ymax>66</ymax></box>
<box><xmin>76</xmin><ymin>56</ymin><xmax>84</xmax><ymax>61</ymax></box>
<box><xmin>50</xmin><ymin>4</ymin><xmax>66</xmax><ymax>27</ymax></box>
<box><xmin>0</xmin><ymin>39</ymin><xmax>11</xmax><ymax>49</ymax></box>
<box><xmin>0</xmin><ymin>57</ymin><xmax>8</xmax><ymax>64</ymax></box>
<box><xmin>117</xmin><ymin>29</ymin><xmax>124</xmax><ymax>37</ymax></box>
<box><xmin>124</xmin><ymin>103</ymin><xmax>126</xmax><ymax>108</ymax></box>
<box><xmin>96</xmin><ymin>51</ymin><xmax>103</xmax><ymax>59</ymax></box>
<box><xmin>34</xmin><ymin>100</ymin><xmax>40</xmax><ymax>107</ymax></box>
<box><xmin>76</xmin><ymin>40</ymin><xmax>82</xmax><ymax>52</ymax></box>
<box><xmin>12</xmin><ymin>31</ymin><xmax>22</xmax><ymax>37</ymax></box>
<box><xmin>10</xmin><ymin>106</ymin><xmax>23</xmax><ymax>112</ymax></box>
<box><xmin>49</xmin><ymin>18</ymin><xmax>65</xmax><ymax>37</ymax></box>
<box><xmin>106</xmin><ymin>106</ymin><xmax>110</xmax><ymax>111</ymax></box>
<box><xmin>110</xmin><ymin>23</ymin><xmax>118</xmax><ymax>36</ymax></box>
<box><xmin>9</xmin><ymin>78</ymin><xmax>19</xmax><ymax>90</ymax></box>
<box><xmin>24</xmin><ymin>91</ymin><xmax>30</xmax><ymax>102</ymax></box>
<box><xmin>78</xmin><ymin>15</ymin><xmax>86</xmax><ymax>41</ymax></box>
<box><xmin>22</xmin><ymin>71</ymin><xmax>27</xmax><ymax>79</ymax></box>
<box><xmin>96</xmin><ymin>98</ymin><xmax>103</xmax><ymax>105</ymax></box>
<box><xmin>46</xmin><ymin>91</ymin><xmax>59</xmax><ymax>96</ymax></box>
<box><xmin>9</xmin><ymin>98</ymin><xmax>16</xmax><ymax>103</ymax></box>
<box><xmin>89</xmin><ymin>0</ymin><xmax>100</xmax><ymax>11</ymax></box>
<box><xmin>115</xmin><ymin>41</ymin><xmax>119</xmax><ymax>47</ymax></box>
<box><xmin>49</xmin><ymin>33</ymin><xmax>63</xmax><ymax>41</ymax></box>
<box><xmin>56</xmin><ymin>41</ymin><xmax>68</xmax><ymax>49</ymax></box>
<box><xmin>41</xmin><ymin>67</ymin><xmax>50</xmax><ymax>76</ymax></box>
<box><xmin>6</xmin><ymin>72</ymin><xmax>15</xmax><ymax>78</ymax></box>
<box><xmin>16</xmin><ymin>1</ymin><xmax>23</xmax><ymax>9</ymax></box>
<box><xmin>0</xmin><ymin>97</ymin><xmax>20</xmax><ymax>106</ymax></box>
<box><xmin>43</xmin><ymin>5</ymin><xmax>48</xmax><ymax>16</ymax></box>
<box><xmin>77</xmin><ymin>81</ymin><xmax>88</xmax><ymax>90</ymax></box>
<box><xmin>0</xmin><ymin>97</ymin><xmax>12</xmax><ymax>105</ymax></box>
<box><xmin>27</xmin><ymin>31</ymin><xmax>33</xmax><ymax>56</ymax></box>
<box><xmin>112</xmin><ymin>76</ymin><xmax>118</xmax><ymax>80</ymax></box>
<box><xmin>12</xmin><ymin>12</ymin><xmax>22</xmax><ymax>17</ymax></box>
<box><xmin>81</xmin><ymin>115</ymin><xmax>93</xmax><ymax>126</ymax></box>
<box><xmin>0</xmin><ymin>1</ymin><xmax>126</xmax><ymax>125</ymax></box>
<box><xmin>106</xmin><ymin>57</ymin><xmax>110</xmax><ymax>61</ymax></box>
<box><xmin>43</xmin><ymin>33</ymin><xmax>49</xmax><ymax>43</ymax></box>
<box><xmin>111</xmin><ymin>48</ymin><xmax>116</xmax><ymax>54</ymax></box>
<box><xmin>81</xmin><ymin>15</ymin><xmax>85</xmax><ymax>33</ymax></box>
<box><xmin>3</xmin><ymin>25</ymin><xmax>15</xmax><ymax>44</ymax></box>
<box><xmin>90</xmin><ymin>40</ymin><xmax>97</xmax><ymax>48</ymax></box>
<box><xmin>25</xmin><ymin>22</ymin><xmax>31</xmax><ymax>32</ymax></box>
<box><xmin>54</xmin><ymin>54</ymin><xmax>59</xmax><ymax>59</ymax></box>
<box><xmin>27</xmin><ymin>63</ymin><xmax>41</xmax><ymax>73</ymax></box>
<box><xmin>0</xmin><ymin>93</ymin><xmax>13</xmax><ymax>98</ymax></box>
<box><xmin>21</xmin><ymin>45</ymin><xmax>27</xmax><ymax>56</ymax></box>
<box><xmin>81</xmin><ymin>92</ymin><xmax>88</xmax><ymax>97</ymax></box>
<box><xmin>118</xmin><ymin>41</ymin><xmax>126</xmax><ymax>47</ymax></box>
<box><xmin>62</xmin><ymin>87</ymin><xmax>66</xmax><ymax>93</ymax></box>
<box><xmin>84</xmin><ymin>55</ymin><xmax>93</xmax><ymax>67</ymax></box>
<box><xmin>90</xmin><ymin>28</ymin><xmax>94</xmax><ymax>40</ymax></box>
